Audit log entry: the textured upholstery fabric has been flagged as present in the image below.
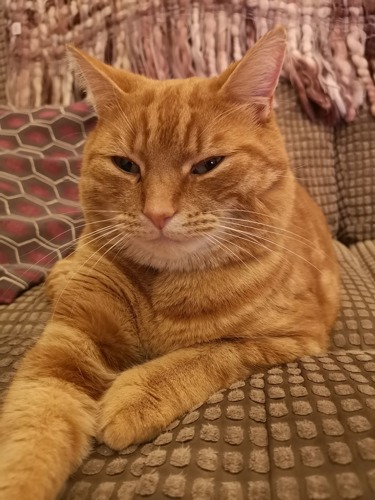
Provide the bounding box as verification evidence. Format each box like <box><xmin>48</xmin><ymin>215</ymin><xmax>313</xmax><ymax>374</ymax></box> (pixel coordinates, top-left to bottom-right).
<box><xmin>336</xmin><ymin>106</ymin><xmax>375</xmax><ymax>244</ymax></box>
<box><xmin>1</xmin><ymin>240</ymin><xmax>375</xmax><ymax>500</ymax></box>
<box><xmin>0</xmin><ymin>1</ymin><xmax>7</xmax><ymax>106</ymax></box>
<box><xmin>350</xmin><ymin>241</ymin><xmax>375</xmax><ymax>282</ymax></box>
<box><xmin>3</xmin><ymin>0</ymin><xmax>375</xmax><ymax>125</ymax></box>
<box><xmin>331</xmin><ymin>243</ymin><xmax>375</xmax><ymax>352</ymax></box>
<box><xmin>276</xmin><ymin>85</ymin><xmax>338</xmax><ymax>235</ymax></box>
<box><xmin>0</xmin><ymin>103</ymin><xmax>96</xmax><ymax>303</ymax></box>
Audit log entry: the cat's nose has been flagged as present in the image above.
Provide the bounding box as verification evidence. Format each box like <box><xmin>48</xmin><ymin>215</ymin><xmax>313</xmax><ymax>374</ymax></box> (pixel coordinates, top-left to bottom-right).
<box><xmin>143</xmin><ymin>208</ymin><xmax>176</xmax><ymax>230</ymax></box>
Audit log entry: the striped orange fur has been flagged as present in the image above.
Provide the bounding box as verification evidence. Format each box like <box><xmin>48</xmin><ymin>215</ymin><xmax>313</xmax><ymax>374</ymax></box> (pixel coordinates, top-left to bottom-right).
<box><xmin>0</xmin><ymin>27</ymin><xmax>339</xmax><ymax>499</ymax></box>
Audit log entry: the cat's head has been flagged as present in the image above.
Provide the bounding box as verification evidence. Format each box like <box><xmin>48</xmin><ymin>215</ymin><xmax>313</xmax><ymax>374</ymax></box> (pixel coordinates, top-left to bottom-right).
<box><xmin>69</xmin><ymin>26</ymin><xmax>294</xmax><ymax>272</ymax></box>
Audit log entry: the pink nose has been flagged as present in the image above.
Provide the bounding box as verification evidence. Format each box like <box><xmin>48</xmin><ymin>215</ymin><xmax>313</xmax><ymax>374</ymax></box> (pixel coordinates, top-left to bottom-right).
<box><xmin>143</xmin><ymin>209</ymin><xmax>176</xmax><ymax>229</ymax></box>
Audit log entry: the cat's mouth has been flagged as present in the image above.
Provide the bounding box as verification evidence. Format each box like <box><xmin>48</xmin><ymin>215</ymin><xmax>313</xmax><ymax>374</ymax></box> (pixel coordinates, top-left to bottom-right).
<box><xmin>124</xmin><ymin>229</ymin><xmax>214</xmax><ymax>270</ymax></box>
<box><xmin>154</xmin><ymin>233</ymin><xmax>181</xmax><ymax>242</ymax></box>
<box><xmin>149</xmin><ymin>233</ymin><xmax>193</xmax><ymax>245</ymax></box>
<box><xmin>133</xmin><ymin>231</ymin><xmax>205</xmax><ymax>254</ymax></box>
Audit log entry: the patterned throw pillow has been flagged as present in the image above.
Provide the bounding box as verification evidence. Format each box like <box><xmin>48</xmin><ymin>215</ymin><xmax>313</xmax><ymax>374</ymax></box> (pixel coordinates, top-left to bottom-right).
<box><xmin>0</xmin><ymin>103</ymin><xmax>96</xmax><ymax>304</ymax></box>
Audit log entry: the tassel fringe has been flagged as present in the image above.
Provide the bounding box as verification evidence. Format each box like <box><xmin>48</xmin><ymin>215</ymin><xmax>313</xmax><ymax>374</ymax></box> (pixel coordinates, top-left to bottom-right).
<box><xmin>5</xmin><ymin>0</ymin><xmax>375</xmax><ymax>123</ymax></box>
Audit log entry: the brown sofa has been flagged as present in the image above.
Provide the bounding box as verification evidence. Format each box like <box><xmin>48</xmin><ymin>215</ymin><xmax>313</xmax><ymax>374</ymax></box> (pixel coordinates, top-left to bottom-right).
<box><xmin>0</xmin><ymin>80</ymin><xmax>374</xmax><ymax>499</ymax></box>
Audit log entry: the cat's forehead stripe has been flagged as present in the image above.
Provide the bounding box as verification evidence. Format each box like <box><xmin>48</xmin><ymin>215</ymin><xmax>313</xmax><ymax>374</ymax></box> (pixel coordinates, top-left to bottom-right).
<box><xmin>130</xmin><ymin>83</ymin><xmax>206</xmax><ymax>162</ymax></box>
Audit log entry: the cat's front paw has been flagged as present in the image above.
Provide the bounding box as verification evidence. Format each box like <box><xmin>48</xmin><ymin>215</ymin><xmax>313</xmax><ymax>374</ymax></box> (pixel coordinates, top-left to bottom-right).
<box><xmin>97</xmin><ymin>377</ymin><xmax>173</xmax><ymax>450</ymax></box>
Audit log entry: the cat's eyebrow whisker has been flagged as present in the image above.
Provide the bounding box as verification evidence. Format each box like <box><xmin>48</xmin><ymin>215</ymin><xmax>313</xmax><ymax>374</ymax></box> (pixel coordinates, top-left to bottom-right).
<box><xmin>86</xmin><ymin>104</ymin><xmax>131</xmax><ymax>144</ymax></box>
<box><xmin>218</xmin><ymin>225</ymin><xmax>322</xmax><ymax>273</ymax></box>
<box><xmin>110</xmin><ymin>87</ymin><xmax>137</xmax><ymax>136</ymax></box>
<box><xmin>96</xmin><ymin>114</ymin><xmax>130</xmax><ymax>141</ymax></box>
<box><xmin>197</xmin><ymin>102</ymin><xmax>251</xmax><ymax>141</ymax></box>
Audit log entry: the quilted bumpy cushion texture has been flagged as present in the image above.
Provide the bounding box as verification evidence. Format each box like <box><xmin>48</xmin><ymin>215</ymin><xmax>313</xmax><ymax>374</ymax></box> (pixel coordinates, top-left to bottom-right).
<box><xmin>336</xmin><ymin>107</ymin><xmax>375</xmax><ymax>244</ymax></box>
<box><xmin>276</xmin><ymin>85</ymin><xmax>338</xmax><ymax>236</ymax></box>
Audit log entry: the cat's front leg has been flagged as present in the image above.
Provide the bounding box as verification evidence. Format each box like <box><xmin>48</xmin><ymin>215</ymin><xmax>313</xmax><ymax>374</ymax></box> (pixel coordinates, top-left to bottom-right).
<box><xmin>0</xmin><ymin>322</ymin><xmax>106</xmax><ymax>500</ymax></box>
<box><xmin>98</xmin><ymin>335</ymin><xmax>319</xmax><ymax>450</ymax></box>
<box><xmin>0</xmin><ymin>275</ymin><xmax>140</xmax><ymax>499</ymax></box>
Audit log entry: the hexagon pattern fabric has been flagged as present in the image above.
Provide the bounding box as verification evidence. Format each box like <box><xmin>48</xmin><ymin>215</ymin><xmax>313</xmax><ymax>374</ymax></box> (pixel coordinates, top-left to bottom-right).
<box><xmin>0</xmin><ymin>103</ymin><xmax>96</xmax><ymax>303</ymax></box>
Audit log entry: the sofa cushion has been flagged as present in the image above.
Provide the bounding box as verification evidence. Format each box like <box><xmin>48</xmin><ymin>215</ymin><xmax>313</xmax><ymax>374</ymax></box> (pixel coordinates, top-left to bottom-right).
<box><xmin>0</xmin><ymin>285</ymin><xmax>375</xmax><ymax>499</ymax></box>
<box><xmin>332</xmin><ymin>242</ymin><xmax>375</xmax><ymax>351</ymax></box>
<box><xmin>276</xmin><ymin>83</ymin><xmax>338</xmax><ymax>236</ymax></box>
<box><xmin>0</xmin><ymin>103</ymin><xmax>96</xmax><ymax>303</ymax></box>
<box><xmin>350</xmin><ymin>241</ymin><xmax>375</xmax><ymax>281</ymax></box>
<box><xmin>336</xmin><ymin>104</ymin><xmax>375</xmax><ymax>244</ymax></box>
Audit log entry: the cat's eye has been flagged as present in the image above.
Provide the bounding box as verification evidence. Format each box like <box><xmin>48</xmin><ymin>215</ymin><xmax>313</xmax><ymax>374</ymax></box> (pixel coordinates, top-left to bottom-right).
<box><xmin>191</xmin><ymin>156</ymin><xmax>224</xmax><ymax>175</ymax></box>
<box><xmin>111</xmin><ymin>156</ymin><xmax>140</xmax><ymax>175</ymax></box>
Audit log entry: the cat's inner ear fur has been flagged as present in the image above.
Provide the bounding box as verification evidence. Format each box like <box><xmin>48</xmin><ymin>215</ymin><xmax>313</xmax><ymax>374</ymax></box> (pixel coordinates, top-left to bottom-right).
<box><xmin>219</xmin><ymin>26</ymin><xmax>287</xmax><ymax>120</ymax></box>
<box><xmin>67</xmin><ymin>46</ymin><xmax>129</xmax><ymax>114</ymax></box>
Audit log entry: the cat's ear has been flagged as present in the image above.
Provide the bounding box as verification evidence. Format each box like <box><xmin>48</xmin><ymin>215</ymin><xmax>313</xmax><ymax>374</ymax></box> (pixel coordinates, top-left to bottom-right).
<box><xmin>219</xmin><ymin>26</ymin><xmax>287</xmax><ymax>119</ymax></box>
<box><xmin>67</xmin><ymin>46</ymin><xmax>127</xmax><ymax>114</ymax></box>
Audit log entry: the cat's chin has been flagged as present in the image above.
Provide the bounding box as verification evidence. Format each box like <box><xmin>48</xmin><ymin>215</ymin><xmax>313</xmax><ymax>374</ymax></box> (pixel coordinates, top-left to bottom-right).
<box><xmin>122</xmin><ymin>235</ymin><xmax>214</xmax><ymax>272</ymax></box>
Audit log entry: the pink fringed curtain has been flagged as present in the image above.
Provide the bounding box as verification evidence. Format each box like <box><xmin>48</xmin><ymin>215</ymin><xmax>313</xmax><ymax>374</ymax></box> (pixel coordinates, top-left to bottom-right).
<box><xmin>4</xmin><ymin>0</ymin><xmax>375</xmax><ymax>123</ymax></box>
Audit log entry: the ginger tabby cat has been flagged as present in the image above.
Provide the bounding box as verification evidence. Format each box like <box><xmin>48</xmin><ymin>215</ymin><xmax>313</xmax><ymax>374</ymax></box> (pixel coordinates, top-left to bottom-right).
<box><xmin>0</xmin><ymin>27</ymin><xmax>339</xmax><ymax>499</ymax></box>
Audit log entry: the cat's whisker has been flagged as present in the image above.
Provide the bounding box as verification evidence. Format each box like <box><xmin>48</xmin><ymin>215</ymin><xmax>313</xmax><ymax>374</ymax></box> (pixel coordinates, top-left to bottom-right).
<box><xmin>37</xmin><ymin>216</ymin><xmax>122</xmax><ymax>250</ymax></box>
<box><xmin>213</xmin><ymin>231</ymin><xmax>266</xmax><ymax>265</ymax></box>
<box><xmin>52</xmin><ymin>210</ymin><xmax>119</xmax><ymax>215</ymax></box>
<box><xmin>217</xmin><ymin>225</ymin><xmax>322</xmax><ymax>272</ymax></box>
<box><xmin>82</xmin><ymin>233</ymin><xmax>126</xmax><ymax>279</ymax></box>
<box><xmin>112</xmin><ymin>234</ymin><xmax>132</xmax><ymax>261</ymax></box>
<box><xmin>76</xmin><ymin>224</ymin><xmax>127</xmax><ymax>251</ymax></box>
<box><xmin>209</xmin><ymin>208</ymin><xmax>308</xmax><ymax>233</ymax></box>
<box><xmin>208</xmin><ymin>233</ymin><xmax>261</xmax><ymax>266</ymax></box>
<box><xmin>207</xmin><ymin>234</ymin><xmax>245</xmax><ymax>264</ymax></box>
<box><xmin>2</xmin><ymin>215</ymin><xmax>120</xmax><ymax>278</ymax></box>
<box><xmin>53</xmin><ymin>232</ymin><xmax>127</xmax><ymax>321</ymax></box>
<box><xmin>40</xmin><ymin>224</ymin><xmax>128</xmax><ymax>299</ymax></box>
<box><xmin>216</xmin><ymin>217</ymin><xmax>330</xmax><ymax>257</ymax></box>
<box><xmin>83</xmin><ymin>210</ymin><xmax>125</xmax><ymax>213</ymax></box>
<box><xmin>4</xmin><ymin>227</ymin><xmax>117</xmax><ymax>303</ymax></box>
<box><xmin>51</xmin><ymin>229</ymin><xmax>124</xmax><ymax>319</ymax></box>
<box><xmin>278</xmin><ymin>173</ymin><xmax>312</xmax><ymax>181</ymax></box>
<box><xmin>9</xmin><ymin>219</ymin><xmax>127</xmax><ymax>290</ymax></box>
